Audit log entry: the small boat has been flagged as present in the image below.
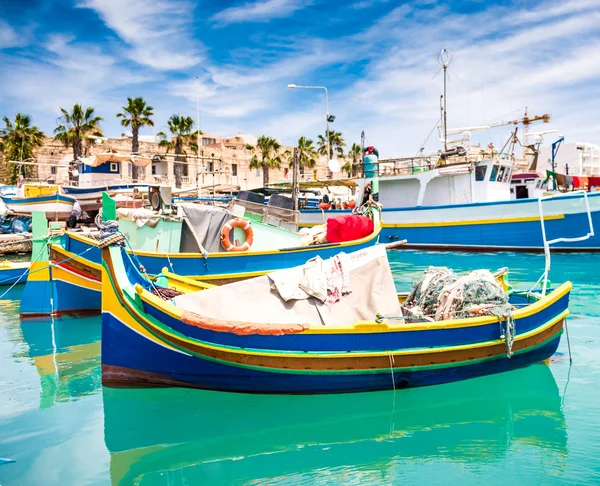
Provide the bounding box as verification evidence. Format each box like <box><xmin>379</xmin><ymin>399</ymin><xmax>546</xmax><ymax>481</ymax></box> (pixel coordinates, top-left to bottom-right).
<box><xmin>0</xmin><ymin>184</ymin><xmax>76</xmax><ymax>221</ymax></box>
<box><xmin>101</xmin><ymin>242</ymin><xmax>571</xmax><ymax>393</ymax></box>
<box><xmin>0</xmin><ymin>260</ymin><xmax>30</xmax><ymax>285</ymax></box>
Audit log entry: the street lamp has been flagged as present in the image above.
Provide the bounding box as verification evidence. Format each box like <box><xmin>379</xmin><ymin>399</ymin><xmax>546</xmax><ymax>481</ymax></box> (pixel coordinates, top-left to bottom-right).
<box><xmin>287</xmin><ymin>84</ymin><xmax>332</xmax><ymax>168</ymax></box>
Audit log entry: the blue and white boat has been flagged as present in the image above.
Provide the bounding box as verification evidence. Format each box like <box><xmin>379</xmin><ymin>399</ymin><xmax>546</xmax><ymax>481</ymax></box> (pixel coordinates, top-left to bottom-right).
<box><xmin>62</xmin><ymin>153</ymin><xmax>149</xmax><ymax>213</ymax></box>
<box><xmin>300</xmin><ymin>158</ymin><xmax>598</xmax><ymax>251</ymax></box>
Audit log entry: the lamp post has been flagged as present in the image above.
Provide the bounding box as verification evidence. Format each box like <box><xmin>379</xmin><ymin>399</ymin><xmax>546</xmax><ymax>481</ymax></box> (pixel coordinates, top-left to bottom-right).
<box><xmin>287</xmin><ymin>84</ymin><xmax>331</xmax><ymax>165</ymax></box>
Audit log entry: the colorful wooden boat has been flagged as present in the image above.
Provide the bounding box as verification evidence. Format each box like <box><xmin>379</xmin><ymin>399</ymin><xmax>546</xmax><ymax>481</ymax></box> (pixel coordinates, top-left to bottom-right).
<box><xmin>103</xmin><ymin>363</ymin><xmax>566</xmax><ymax>484</ymax></box>
<box><xmin>101</xmin><ymin>243</ymin><xmax>571</xmax><ymax>393</ymax></box>
<box><xmin>0</xmin><ymin>184</ymin><xmax>77</xmax><ymax>221</ymax></box>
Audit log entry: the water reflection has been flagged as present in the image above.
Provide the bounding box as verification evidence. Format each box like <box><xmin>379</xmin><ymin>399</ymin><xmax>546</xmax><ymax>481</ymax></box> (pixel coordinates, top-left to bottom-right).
<box><xmin>18</xmin><ymin>316</ymin><xmax>101</xmax><ymax>408</ymax></box>
<box><xmin>103</xmin><ymin>364</ymin><xmax>566</xmax><ymax>485</ymax></box>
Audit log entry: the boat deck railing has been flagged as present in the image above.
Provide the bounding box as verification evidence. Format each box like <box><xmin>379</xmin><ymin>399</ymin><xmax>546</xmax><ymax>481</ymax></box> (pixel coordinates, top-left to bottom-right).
<box><xmin>535</xmin><ymin>190</ymin><xmax>595</xmax><ymax>295</ymax></box>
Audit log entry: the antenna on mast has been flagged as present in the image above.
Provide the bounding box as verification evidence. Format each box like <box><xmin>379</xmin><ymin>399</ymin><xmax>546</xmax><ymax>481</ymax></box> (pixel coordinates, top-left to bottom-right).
<box><xmin>438</xmin><ymin>49</ymin><xmax>452</xmax><ymax>152</ymax></box>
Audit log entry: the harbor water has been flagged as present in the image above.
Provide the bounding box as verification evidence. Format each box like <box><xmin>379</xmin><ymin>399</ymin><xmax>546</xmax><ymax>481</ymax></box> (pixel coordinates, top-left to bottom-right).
<box><xmin>1</xmin><ymin>250</ymin><xmax>600</xmax><ymax>485</ymax></box>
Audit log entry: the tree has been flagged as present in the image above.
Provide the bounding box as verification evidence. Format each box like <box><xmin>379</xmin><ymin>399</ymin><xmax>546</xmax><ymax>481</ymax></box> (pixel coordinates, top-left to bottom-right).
<box><xmin>317</xmin><ymin>130</ymin><xmax>346</xmax><ymax>159</ymax></box>
<box><xmin>157</xmin><ymin>115</ymin><xmax>195</xmax><ymax>188</ymax></box>
<box><xmin>117</xmin><ymin>97</ymin><xmax>154</xmax><ymax>181</ymax></box>
<box><xmin>341</xmin><ymin>143</ymin><xmax>362</xmax><ymax>178</ymax></box>
<box><xmin>292</xmin><ymin>136</ymin><xmax>318</xmax><ymax>176</ymax></box>
<box><xmin>0</xmin><ymin>113</ymin><xmax>45</xmax><ymax>183</ymax></box>
<box><xmin>54</xmin><ymin>104</ymin><xmax>103</xmax><ymax>161</ymax></box>
<box><xmin>246</xmin><ymin>136</ymin><xmax>283</xmax><ymax>186</ymax></box>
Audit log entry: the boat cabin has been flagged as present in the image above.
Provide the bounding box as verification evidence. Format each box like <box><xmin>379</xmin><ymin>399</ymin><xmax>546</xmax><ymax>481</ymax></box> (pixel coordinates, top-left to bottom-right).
<box><xmin>361</xmin><ymin>159</ymin><xmax>513</xmax><ymax>208</ymax></box>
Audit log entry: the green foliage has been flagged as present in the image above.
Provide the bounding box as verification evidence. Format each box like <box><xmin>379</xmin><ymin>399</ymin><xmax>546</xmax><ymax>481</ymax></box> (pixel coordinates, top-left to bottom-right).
<box><xmin>0</xmin><ymin>113</ymin><xmax>45</xmax><ymax>183</ymax></box>
<box><xmin>341</xmin><ymin>143</ymin><xmax>362</xmax><ymax>177</ymax></box>
<box><xmin>117</xmin><ymin>97</ymin><xmax>154</xmax><ymax>180</ymax></box>
<box><xmin>156</xmin><ymin>115</ymin><xmax>196</xmax><ymax>188</ymax></box>
<box><xmin>317</xmin><ymin>131</ymin><xmax>346</xmax><ymax>159</ymax></box>
<box><xmin>54</xmin><ymin>104</ymin><xmax>103</xmax><ymax>160</ymax></box>
<box><xmin>246</xmin><ymin>135</ymin><xmax>283</xmax><ymax>186</ymax></box>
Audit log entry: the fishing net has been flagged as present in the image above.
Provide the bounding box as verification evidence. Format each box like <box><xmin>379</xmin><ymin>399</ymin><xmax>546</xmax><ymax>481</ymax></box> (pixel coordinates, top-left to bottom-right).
<box><xmin>404</xmin><ymin>266</ymin><xmax>513</xmax><ymax>321</ymax></box>
<box><xmin>405</xmin><ymin>267</ymin><xmax>458</xmax><ymax>317</ymax></box>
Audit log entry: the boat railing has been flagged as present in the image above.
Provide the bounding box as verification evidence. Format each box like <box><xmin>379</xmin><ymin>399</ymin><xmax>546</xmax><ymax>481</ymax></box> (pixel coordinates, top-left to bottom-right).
<box><xmin>535</xmin><ymin>190</ymin><xmax>594</xmax><ymax>295</ymax></box>
<box><xmin>233</xmin><ymin>198</ymin><xmax>299</xmax><ymax>228</ymax></box>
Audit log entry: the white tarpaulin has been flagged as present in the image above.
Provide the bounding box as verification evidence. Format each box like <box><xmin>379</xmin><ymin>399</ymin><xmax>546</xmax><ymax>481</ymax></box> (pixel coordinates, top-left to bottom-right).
<box><xmin>173</xmin><ymin>244</ymin><xmax>402</xmax><ymax>327</ymax></box>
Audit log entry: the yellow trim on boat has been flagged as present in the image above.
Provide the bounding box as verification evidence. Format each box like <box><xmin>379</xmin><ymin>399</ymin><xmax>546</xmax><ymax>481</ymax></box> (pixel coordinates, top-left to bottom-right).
<box><xmin>301</xmin><ymin>214</ymin><xmax>565</xmax><ymax>228</ymax></box>
<box><xmin>382</xmin><ymin>214</ymin><xmax>564</xmax><ymax>228</ymax></box>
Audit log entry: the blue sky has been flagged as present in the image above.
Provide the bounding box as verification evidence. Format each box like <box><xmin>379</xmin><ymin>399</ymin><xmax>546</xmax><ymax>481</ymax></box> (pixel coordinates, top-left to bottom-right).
<box><xmin>1</xmin><ymin>0</ymin><xmax>599</xmax><ymax>156</ymax></box>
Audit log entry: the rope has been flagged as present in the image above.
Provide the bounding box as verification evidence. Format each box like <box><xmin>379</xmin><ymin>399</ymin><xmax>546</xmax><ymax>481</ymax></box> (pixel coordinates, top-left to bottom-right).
<box><xmin>96</xmin><ymin>219</ymin><xmax>125</xmax><ymax>248</ymax></box>
<box><xmin>499</xmin><ymin>313</ymin><xmax>516</xmax><ymax>358</ymax></box>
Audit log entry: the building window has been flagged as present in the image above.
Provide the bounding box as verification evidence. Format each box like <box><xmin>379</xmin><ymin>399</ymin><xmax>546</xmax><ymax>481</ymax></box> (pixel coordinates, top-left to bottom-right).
<box><xmin>208</xmin><ymin>161</ymin><xmax>214</xmax><ymax>172</ymax></box>
<box><xmin>284</xmin><ymin>168</ymin><xmax>289</xmax><ymax>179</ymax></box>
<box><xmin>51</xmin><ymin>166</ymin><xmax>57</xmax><ymax>175</ymax></box>
<box><xmin>255</xmin><ymin>168</ymin><xmax>260</xmax><ymax>177</ymax></box>
<box><xmin>202</xmin><ymin>138</ymin><xmax>216</xmax><ymax>145</ymax></box>
<box><xmin>232</xmin><ymin>163</ymin><xmax>237</xmax><ymax>176</ymax></box>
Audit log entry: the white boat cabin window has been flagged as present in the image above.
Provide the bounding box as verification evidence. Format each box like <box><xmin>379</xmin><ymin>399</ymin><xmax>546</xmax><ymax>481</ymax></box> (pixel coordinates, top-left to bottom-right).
<box><xmin>496</xmin><ymin>166</ymin><xmax>506</xmax><ymax>182</ymax></box>
<box><xmin>489</xmin><ymin>165</ymin><xmax>500</xmax><ymax>181</ymax></box>
<box><xmin>110</xmin><ymin>162</ymin><xmax>119</xmax><ymax>173</ymax></box>
<box><xmin>502</xmin><ymin>167</ymin><xmax>511</xmax><ymax>182</ymax></box>
<box><xmin>475</xmin><ymin>165</ymin><xmax>487</xmax><ymax>181</ymax></box>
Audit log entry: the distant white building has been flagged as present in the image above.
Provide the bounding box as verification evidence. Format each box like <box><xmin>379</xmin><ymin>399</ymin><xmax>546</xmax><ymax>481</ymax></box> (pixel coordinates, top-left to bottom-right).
<box><xmin>538</xmin><ymin>142</ymin><xmax>600</xmax><ymax>176</ymax></box>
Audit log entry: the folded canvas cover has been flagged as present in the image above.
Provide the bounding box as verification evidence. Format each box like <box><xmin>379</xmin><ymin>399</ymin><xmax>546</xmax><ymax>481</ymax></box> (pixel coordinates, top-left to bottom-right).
<box><xmin>173</xmin><ymin>244</ymin><xmax>401</xmax><ymax>327</ymax></box>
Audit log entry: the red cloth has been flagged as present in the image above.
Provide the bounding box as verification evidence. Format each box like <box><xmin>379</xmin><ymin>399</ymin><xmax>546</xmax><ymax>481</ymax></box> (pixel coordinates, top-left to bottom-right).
<box><xmin>326</xmin><ymin>215</ymin><xmax>374</xmax><ymax>243</ymax></box>
<box><xmin>588</xmin><ymin>176</ymin><xmax>600</xmax><ymax>188</ymax></box>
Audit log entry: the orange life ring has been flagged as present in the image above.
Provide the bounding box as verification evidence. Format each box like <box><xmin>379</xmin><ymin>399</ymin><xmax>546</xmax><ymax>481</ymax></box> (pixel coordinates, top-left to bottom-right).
<box><xmin>221</xmin><ymin>218</ymin><xmax>254</xmax><ymax>252</ymax></box>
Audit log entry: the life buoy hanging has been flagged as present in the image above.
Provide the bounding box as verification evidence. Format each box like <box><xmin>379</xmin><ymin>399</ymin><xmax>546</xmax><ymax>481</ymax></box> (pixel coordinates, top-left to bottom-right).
<box><xmin>221</xmin><ymin>218</ymin><xmax>254</xmax><ymax>252</ymax></box>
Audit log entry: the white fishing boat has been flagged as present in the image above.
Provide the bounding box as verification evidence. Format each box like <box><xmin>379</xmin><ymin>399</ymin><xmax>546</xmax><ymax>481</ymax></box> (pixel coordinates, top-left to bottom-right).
<box><xmin>0</xmin><ymin>184</ymin><xmax>77</xmax><ymax>221</ymax></box>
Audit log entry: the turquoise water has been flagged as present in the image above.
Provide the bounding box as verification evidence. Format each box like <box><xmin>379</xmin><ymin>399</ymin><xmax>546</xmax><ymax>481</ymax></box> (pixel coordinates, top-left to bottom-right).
<box><xmin>1</xmin><ymin>251</ymin><xmax>600</xmax><ymax>485</ymax></box>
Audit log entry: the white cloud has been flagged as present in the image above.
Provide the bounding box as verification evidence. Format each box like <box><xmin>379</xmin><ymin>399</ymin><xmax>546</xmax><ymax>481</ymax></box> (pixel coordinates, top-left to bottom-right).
<box><xmin>211</xmin><ymin>0</ymin><xmax>312</xmax><ymax>25</ymax></box>
<box><xmin>77</xmin><ymin>0</ymin><xmax>202</xmax><ymax>70</ymax></box>
<box><xmin>0</xmin><ymin>19</ymin><xmax>27</xmax><ymax>49</ymax></box>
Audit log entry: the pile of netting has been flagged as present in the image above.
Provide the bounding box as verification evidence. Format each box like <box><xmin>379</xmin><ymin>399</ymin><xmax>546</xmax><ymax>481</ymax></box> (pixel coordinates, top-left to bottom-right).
<box><xmin>404</xmin><ymin>266</ymin><xmax>514</xmax><ymax>321</ymax></box>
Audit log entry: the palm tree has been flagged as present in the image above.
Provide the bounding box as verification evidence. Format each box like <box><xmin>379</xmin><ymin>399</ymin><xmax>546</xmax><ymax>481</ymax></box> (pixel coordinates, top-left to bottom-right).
<box><xmin>54</xmin><ymin>104</ymin><xmax>103</xmax><ymax>161</ymax></box>
<box><xmin>157</xmin><ymin>115</ymin><xmax>195</xmax><ymax>188</ymax></box>
<box><xmin>317</xmin><ymin>130</ymin><xmax>346</xmax><ymax>159</ymax></box>
<box><xmin>117</xmin><ymin>97</ymin><xmax>154</xmax><ymax>180</ymax></box>
<box><xmin>341</xmin><ymin>143</ymin><xmax>362</xmax><ymax>178</ymax></box>
<box><xmin>246</xmin><ymin>136</ymin><xmax>283</xmax><ymax>186</ymax></box>
<box><xmin>0</xmin><ymin>113</ymin><xmax>45</xmax><ymax>183</ymax></box>
<box><xmin>292</xmin><ymin>136</ymin><xmax>318</xmax><ymax>176</ymax></box>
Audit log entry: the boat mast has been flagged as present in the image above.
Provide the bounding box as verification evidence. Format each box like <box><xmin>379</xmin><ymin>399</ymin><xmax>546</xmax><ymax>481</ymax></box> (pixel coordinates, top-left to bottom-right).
<box><xmin>438</xmin><ymin>49</ymin><xmax>452</xmax><ymax>153</ymax></box>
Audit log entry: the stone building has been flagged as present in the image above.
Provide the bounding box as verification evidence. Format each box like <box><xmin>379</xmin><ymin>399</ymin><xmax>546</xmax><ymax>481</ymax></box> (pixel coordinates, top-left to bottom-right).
<box><xmin>1</xmin><ymin>132</ymin><xmax>336</xmax><ymax>189</ymax></box>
